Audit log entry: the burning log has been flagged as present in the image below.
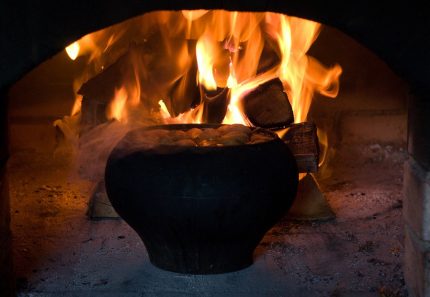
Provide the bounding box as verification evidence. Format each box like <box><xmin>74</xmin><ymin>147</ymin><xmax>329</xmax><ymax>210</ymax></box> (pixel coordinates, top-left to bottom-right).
<box><xmin>78</xmin><ymin>39</ymin><xmax>198</xmax><ymax>128</ymax></box>
<box><xmin>257</xmin><ymin>35</ymin><xmax>281</xmax><ymax>74</ymax></box>
<box><xmin>168</xmin><ymin>56</ymin><xmax>201</xmax><ymax>116</ymax></box>
<box><xmin>201</xmin><ymin>87</ymin><xmax>230</xmax><ymax>124</ymax></box>
<box><xmin>78</xmin><ymin>54</ymin><xmax>125</xmax><ymax>128</ymax></box>
<box><xmin>243</xmin><ymin>78</ymin><xmax>294</xmax><ymax>128</ymax></box>
<box><xmin>282</xmin><ymin>122</ymin><xmax>320</xmax><ymax>173</ymax></box>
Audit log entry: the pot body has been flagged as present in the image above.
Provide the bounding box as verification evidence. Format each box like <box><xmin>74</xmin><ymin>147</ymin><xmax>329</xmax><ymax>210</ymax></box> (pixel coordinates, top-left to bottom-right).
<box><xmin>105</xmin><ymin>124</ymin><xmax>298</xmax><ymax>274</ymax></box>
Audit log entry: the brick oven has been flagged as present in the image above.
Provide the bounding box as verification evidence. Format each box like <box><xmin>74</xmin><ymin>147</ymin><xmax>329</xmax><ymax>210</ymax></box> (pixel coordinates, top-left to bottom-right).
<box><xmin>1</xmin><ymin>1</ymin><xmax>429</xmax><ymax>296</ymax></box>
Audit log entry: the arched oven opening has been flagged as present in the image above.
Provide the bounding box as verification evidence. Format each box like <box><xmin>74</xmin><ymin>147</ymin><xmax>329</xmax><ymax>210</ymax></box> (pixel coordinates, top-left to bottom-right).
<box><xmin>0</xmin><ymin>2</ymin><xmax>428</xmax><ymax>297</ymax></box>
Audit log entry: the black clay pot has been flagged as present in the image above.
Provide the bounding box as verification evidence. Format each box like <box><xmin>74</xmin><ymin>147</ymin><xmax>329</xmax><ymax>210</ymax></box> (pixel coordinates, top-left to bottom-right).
<box><xmin>105</xmin><ymin>124</ymin><xmax>298</xmax><ymax>274</ymax></box>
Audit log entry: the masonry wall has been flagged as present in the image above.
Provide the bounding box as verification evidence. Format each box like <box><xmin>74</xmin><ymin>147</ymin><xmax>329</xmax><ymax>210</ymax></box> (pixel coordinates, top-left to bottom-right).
<box><xmin>403</xmin><ymin>87</ymin><xmax>430</xmax><ymax>297</ymax></box>
<box><xmin>0</xmin><ymin>87</ymin><xmax>13</xmax><ymax>296</ymax></box>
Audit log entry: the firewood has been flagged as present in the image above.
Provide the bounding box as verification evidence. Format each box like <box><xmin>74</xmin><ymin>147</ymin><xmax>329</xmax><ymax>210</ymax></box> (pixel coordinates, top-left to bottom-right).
<box><xmin>243</xmin><ymin>78</ymin><xmax>294</xmax><ymax>128</ymax></box>
<box><xmin>78</xmin><ymin>48</ymin><xmax>129</xmax><ymax>103</ymax></box>
<box><xmin>77</xmin><ymin>45</ymin><xmax>138</xmax><ymax>129</ymax></box>
<box><xmin>257</xmin><ymin>35</ymin><xmax>281</xmax><ymax>74</ymax></box>
<box><xmin>78</xmin><ymin>39</ymin><xmax>195</xmax><ymax>126</ymax></box>
<box><xmin>201</xmin><ymin>87</ymin><xmax>230</xmax><ymax>124</ymax></box>
<box><xmin>80</xmin><ymin>98</ymin><xmax>109</xmax><ymax>128</ymax></box>
<box><xmin>164</xmin><ymin>40</ymin><xmax>201</xmax><ymax>116</ymax></box>
<box><xmin>281</xmin><ymin>122</ymin><xmax>320</xmax><ymax>173</ymax></box>
<box><xmin>168</xmin><ymin>56</ymin><xmax>201</xmax><ymax>116</ymax></box>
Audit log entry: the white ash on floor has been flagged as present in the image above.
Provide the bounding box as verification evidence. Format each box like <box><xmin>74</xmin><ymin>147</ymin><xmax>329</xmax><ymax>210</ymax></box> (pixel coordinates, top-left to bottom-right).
<box><xmin>9</xmin><ymin>142</ymin><xmax>408</xmax><ymax>297</ymax></box>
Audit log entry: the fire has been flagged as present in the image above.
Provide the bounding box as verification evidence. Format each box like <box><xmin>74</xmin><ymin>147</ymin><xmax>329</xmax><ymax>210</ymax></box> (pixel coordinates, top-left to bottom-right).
<box><xmin>271</xmin><ymin>14</ymin><xmax>342</xmax><ymax>123</ymax></box>
<box><xmin>318</xmin><ymin>128</ymin><xmax>329</xmax><ymax>167</ymax></box>
<box><xmin>65</xmin><ymin>41</ymin><xmax>80</xmax><ymax>60</ymax></box>
<box><xmin>70</xmin><ymin>95</ymin><xmax>82</xmax><ymax>116</ymax></box>
<box><xmin>63</xmin><ymin>10</ymin><xmax>342</xmax><ymax>137</ymax></box>
<box><xmin>158</xmin><ymin>100</ymin><xmax>171</xmax><ymax>119</ymax></box>
<box><xmin>159</xmin><ymin>100</ymin><xmax>204</xmax><ymax>124</ymax></box>
<box><xmin>223</xmin><ymin>70</ymin><xmax>277</xmax><ymax>125</ymax></box>
<box><xmin>107</xmin><ymin>87</ymin><xmax>128</xmax><ymax>122</ymax></box>
<box><xmin>182</xmin><ymin>10</ymin><xmax>209</xmax><ymax>21</ymax></box>
<box><xmin>196</xmin><ymin>33</ymin><xmax>218</xmax><ymax>91</ymax></box>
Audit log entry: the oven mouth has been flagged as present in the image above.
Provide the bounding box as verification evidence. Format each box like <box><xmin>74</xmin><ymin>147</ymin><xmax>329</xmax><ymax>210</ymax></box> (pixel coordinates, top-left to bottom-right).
<box><xmin>2</xmin><ymin>5</ymin><xmax>417</xmax><ymax>296</ymax></box>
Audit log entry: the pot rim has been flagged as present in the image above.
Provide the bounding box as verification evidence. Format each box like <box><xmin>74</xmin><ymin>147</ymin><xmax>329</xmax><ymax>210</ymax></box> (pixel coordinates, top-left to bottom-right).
<box><xmin>118</xmin><ymin>123</ymin><xmax>284</xmax><ymax>153</ymax></box>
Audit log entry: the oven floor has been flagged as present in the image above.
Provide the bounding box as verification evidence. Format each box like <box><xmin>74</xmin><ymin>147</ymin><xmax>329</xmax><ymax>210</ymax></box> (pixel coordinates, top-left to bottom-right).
<box><xmin>9</xmin><ymin>143</ymin><xmax>407</xmax><ymax>297</ymax></box>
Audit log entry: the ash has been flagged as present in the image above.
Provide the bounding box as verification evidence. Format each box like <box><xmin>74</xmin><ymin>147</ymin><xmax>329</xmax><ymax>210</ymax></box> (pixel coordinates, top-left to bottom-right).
<box><xmin>9</xmin><ymin>141</ymin><xmax>408</xmax><ymax>297</ymax></box>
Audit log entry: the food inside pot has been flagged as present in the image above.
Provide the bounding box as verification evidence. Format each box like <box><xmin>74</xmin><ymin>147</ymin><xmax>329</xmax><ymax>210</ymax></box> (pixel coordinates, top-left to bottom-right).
<box><xmin>129</xmin><ymin>124</ymin><xmax>275</xmax><ymax>148</ymax></box>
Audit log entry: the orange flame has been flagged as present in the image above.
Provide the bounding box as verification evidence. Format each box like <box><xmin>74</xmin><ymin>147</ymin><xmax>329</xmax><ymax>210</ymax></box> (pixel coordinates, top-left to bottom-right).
<box><xmin>223</xmin><ymin>69</ymin><xmax>278</xmax><ymax>125</ymax></box>
<box><xmin>65</xmin><ymin>41</ymin><xmax>80</xmax><ymax>60</ymax></box>
<box><xmin>70</xmin><ymin>95</ymin><xmax>82</xmax><ymax>116</ymax></box>
<box><xmin>64</xmin><ymin>10</ymin><xmax>342</xmax><ymax>130</ymax></box>
<box><xmin>317</xmin><ymin>128</ymin><xmax>329</xmax><ymax>167</ymax></box>
<box><xmin>159</xmin><ymin>99</ymin><xmax>204</xmax><ymax>124</ymax></box>
<box><xmin>158</xmin><ymin>100</ymin><xmax>171</xmax><ymax>119</ymax></box>
<box><xmin>107</xmin><ymin>87</ymin><xmax>128</xmax><ymax>122</ymax></box>
<box><xmin>196</xmin><ymin>33</ymin><xmax>218</xmax><ymax>91</ymax></box>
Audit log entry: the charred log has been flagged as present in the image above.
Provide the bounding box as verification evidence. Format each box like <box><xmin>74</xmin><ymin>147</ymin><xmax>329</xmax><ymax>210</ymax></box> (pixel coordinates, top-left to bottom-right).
<box><xmin>201</xmin><ymin>87</ymin><xmax>230</xmax><ymax>124</ymax></box>
<box><xmin>167</xmin><ymin>43</ymin><xmax>201</xmax><ymax>116</ymax></box>
<box><xmin>78</xmin><ymin>46</ymin><xmax>132</xmax><ymax>104</ymax></box>
<box><xmin>243</xmin><ymin>78</ymin><xmax>294</xmax><ymax>128</ymax></box>
<box><xmin>77</xmin><ymin>45</ymin><xmax>137</xmax><ymax>128</ymax></box>
<box><xmin>257</xmin><ymin>35</ymin><xmax>281</xmax><ymax>74</ymax></box>
<box><xmin>78</xmin><ymin>38</ymin><xmax>194</xmax><ymax>127</ymax></box>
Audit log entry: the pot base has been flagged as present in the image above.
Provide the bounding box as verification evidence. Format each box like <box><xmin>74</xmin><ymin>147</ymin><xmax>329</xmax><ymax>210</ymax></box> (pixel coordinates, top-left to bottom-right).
<box><xmin>147</xmin><ymin>245</ymin><xmax>254</xmax><ymax>274</ymax></box>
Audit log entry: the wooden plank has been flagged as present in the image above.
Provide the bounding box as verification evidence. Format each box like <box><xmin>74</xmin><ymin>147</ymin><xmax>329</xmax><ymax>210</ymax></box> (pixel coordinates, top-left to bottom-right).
<box><xmin>281</xmin><ymin>122</ymin><xmax>319</xmax><ymax>173</ymax></box>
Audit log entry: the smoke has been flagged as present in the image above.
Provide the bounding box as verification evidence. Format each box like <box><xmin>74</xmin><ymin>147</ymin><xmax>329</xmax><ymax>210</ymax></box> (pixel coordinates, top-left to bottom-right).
<box><xmin>76</xmin><ymin>121</ymin><xmax>130</xmax><ymax>181</ymax></box>
<box><xmin>54</xmin><ymin>114</ymin><xmax>160</xmax><ymax>182</ymax></box>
